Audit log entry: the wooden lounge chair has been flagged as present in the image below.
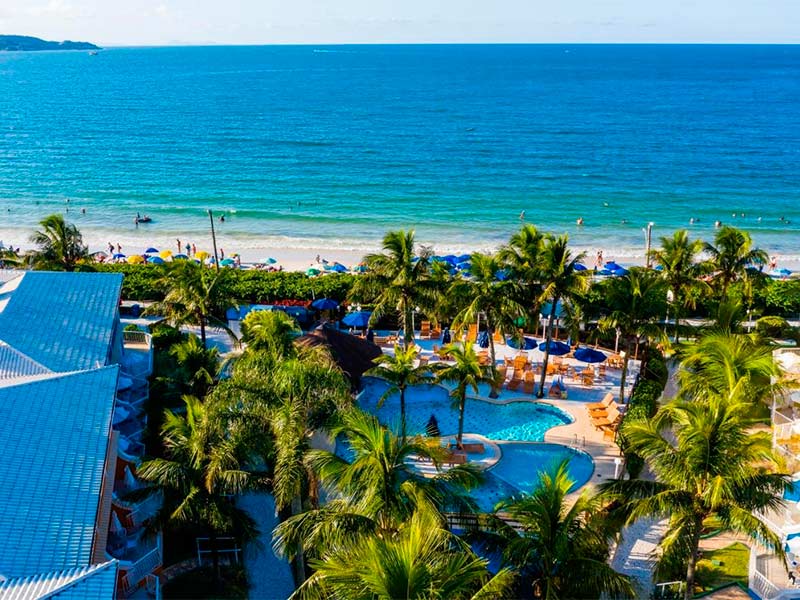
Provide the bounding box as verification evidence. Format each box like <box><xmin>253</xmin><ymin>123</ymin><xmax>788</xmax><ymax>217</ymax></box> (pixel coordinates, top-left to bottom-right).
<box><xmin>420</xmin><ymin>321</ymin><xmax>431</xmax><ymax>339</ymax></box>
<box><xmin>591</xmin><ymin>405</ymin><xmax>621</xmax><ymax>430</ymax></box>
<box><xmin>493</xmin><ymin>330</ymin><xmax>505</xmax><ymax>345</ymax></box>
<box><xmin>513</xmin><ymin>354</ymin><xmax>528</xmax><ymax>371</ymax></box>
<box><xmin>507</xmin><ymin>369</ymin><xmax>523</xmax><ymax>391</ymax></box>
<box><xmin>587</xmin><ymin>392</ymin><xmax>615</xmax><ymax>411</ymax></box>
<box><xmin>445</xmin><ymin>451</ymin><xmax>468</xmax><ymax>465</ymax></box>
<box><xmin>523</xmin><ymin>371</ymin><xmax>536</xmax><ymax>394</ymax></box>
<box><xmin>451</xmin><ymin>442</ymin><xmax>485</xmax><ymax>454</ymax></box>
<box><xmin>466</xmin><ymin>324</ymin><xmax>478</xmax><ymax>344</ymax></box>
<box><xmin>546</xmin><ymin>362</ymin><xmax>559</xmax><ymax>376</ymax></box>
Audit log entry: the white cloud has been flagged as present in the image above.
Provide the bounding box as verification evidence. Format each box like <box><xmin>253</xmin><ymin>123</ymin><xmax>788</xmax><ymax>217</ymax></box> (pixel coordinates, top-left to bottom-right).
<box><xmin>154</xmin><ymin>4</ymin><xmax>169</xmax><ymax>17</ymax></box>
<box><xmin>28</xmin><ymin>0</ymin><xmax>77</xmax><ymax>18</ymax></box>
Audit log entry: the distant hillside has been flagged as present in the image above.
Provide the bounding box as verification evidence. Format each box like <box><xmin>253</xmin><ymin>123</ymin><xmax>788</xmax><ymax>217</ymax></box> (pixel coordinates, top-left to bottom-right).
<box><xmin>0</xmin><ymin>35</ymin><xmax>100</xmax><ymax>51</ymax></box>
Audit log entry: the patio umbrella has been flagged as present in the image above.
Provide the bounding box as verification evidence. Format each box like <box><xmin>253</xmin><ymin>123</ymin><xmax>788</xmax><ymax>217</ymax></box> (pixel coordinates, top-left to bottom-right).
<box><xmin>306</xmin><ymin>267</ymin><xmax>321</xmax><ymax>276</ymax></box>
<box><xmin>342</xmin><ymin>311</ymin><xmax>372</xmax><ymax>328</ymax></box>
<box><xmin>173</xmin><ymin>253</ymin><xmax>189</xmax><ymax>260</ymax></box>
<box><xmin>146</xmin><ymin>256</ymin><xmax>164</xmax><ymax>264</ymax></box>
<box><xmin>126</xmin><ymin>255</ymin><xmax>144</xmax><ymax>264</ymax></box>
<box><xmin>220</xmin><ymin>258</ymin><xmax>236</xmax><ymax>266</ymax></box>
<box><xmin>112</xmin><ymin>253</ymin><xmax>126</xmax><ymax>259</ymax></box>
<box><xmin>539</xmin><ymin>340</ymin><xmax>570</xmax><ymax>355</ymax></box>
<box><xmin>144</xmin><ymin>247</ymin><xmax>159</xmax><ymax>254</ymax></box>
<box><xmin>159</xmin><ymin>250</ymin><xmax>172</xmax><ymax>259</ymax></box>
<box><xmin>477</xmin><ymin>330</ymin><xmax>490</xmax><ymax>348</ymax></box>
<box><xmin>604</xmin><ymin>261</ymin><xmax>624</xmax><ymax>272</ymax></box>
<box><xmin>442</xmin><ymin>328</ymin><xmax>452</xmax><ymax>344</ymax></box>
<box><xmin>195</xmin><ymin>250</ymin><xmax>210</xmax><ymax>260</ymax></box>
<box><xmin>330</xmin><ymin>263</ymin><xmax>348</xmax><ymax>273</ymax></box>
<box><xmin>574</xmin><ymin>263</ymin><xmax>588</xmax><ymax>271</ymax></box>
<box><xmin>260</xmin><ymin>257</ymin><xmax>277</xmax><ymax>264</ymax></box>
<box><xmin>507</xmin><ymin>335</ymin><xmax>537</xmax><ymax>350</ymax></box>
<box><xmin>457</xmin><ymin>254</ymin><xmax>471</xmax><ymax>262</ymax></box>
<box><xmin>574</xmin><ymin>347</ymin><xmax>607</xmax><ymax>363</ymax></box>
<box><xmin>312</xmin><ymin>298</ymin><xmax>339</xmax><ymax>310</ymax></box>
<box><xmin>611</xmin><ymin>267</ymin><xmax>629</xmax><ymax>276</ymax></box>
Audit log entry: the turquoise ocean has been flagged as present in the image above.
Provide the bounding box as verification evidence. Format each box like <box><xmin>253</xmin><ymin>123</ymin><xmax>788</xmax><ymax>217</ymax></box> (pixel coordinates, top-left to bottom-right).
<box><xmin>0</xmin><ymin>44</ymin><xmax>798</xmax><ymax>260</ymax></box>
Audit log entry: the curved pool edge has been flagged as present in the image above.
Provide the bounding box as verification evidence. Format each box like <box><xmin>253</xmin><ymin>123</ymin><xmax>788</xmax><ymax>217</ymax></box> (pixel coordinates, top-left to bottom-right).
<box><xmin>486</xmin><ymin>441</ymin><xmax>597</xmax><ymax>492</ymax></box>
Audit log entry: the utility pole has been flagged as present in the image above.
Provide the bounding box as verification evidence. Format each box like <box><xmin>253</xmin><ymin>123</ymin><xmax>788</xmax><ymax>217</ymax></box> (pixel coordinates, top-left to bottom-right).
<box><xmin>644</xmin><ymin>222</ymin><xmax>654</xmax><ymax>268</ymax></box>
<box><xmin>208</xmin><ymin>209</ymin><xmax>220</xmax><ymax>272</ymax></box>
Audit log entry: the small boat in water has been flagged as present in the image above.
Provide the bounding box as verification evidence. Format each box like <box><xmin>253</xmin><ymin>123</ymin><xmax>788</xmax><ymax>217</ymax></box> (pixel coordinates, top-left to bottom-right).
<box><xmin>89</xmin><ymin>51</ymin><xmax>98</xmax><ymax>56</ymax></box>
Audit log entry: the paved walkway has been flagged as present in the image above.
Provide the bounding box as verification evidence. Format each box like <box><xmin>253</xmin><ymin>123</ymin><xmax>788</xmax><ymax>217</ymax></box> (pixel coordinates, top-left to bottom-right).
<box><xmin>611</xmin><ymin>518</ymin><xmax>669</xmax><ymax>598</ymax></box>
<box><xmin>238</xmin><ymin>493</ymin><xmax>296</xmax><ymax>600</ymax></box>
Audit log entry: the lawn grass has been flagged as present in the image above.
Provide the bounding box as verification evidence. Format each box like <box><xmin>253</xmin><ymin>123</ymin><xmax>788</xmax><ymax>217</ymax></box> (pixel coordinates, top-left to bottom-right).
<box><xmin>694</xmin><ymin>542</ymin><xmax>750</xmax><ymax>592</ymax></box>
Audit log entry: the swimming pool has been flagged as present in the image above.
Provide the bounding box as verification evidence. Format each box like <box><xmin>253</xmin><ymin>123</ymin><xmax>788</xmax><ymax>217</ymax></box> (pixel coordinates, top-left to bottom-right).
<box><xmin>358</xmin><ymin>377</ymin><xmax>572</xmax><ymax>442</ymax></box>
<box><xmin>471</xmin><ymin>443</ymin><xmax>595</xmax><ymax>512</ymax></box>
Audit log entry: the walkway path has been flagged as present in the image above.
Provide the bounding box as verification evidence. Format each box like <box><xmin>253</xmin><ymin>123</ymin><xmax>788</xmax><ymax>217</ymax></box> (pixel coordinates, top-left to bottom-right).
<box><xmin>238</xmin><ymin>492</ymin><xmax>296</xmax><ymax>600</ymax></box>
<box><xmin>611</xmin><ymin>517</ymin><xmax>669</xmax><ymax>598</ymax></box>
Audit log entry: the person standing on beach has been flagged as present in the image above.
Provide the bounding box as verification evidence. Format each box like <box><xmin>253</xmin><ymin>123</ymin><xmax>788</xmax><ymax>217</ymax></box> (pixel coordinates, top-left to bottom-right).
<box><xmin>191</xmin><ymin>243</ymin><xmax>196</xmax><ymax>256</ymax></box>
<box><xmin>177</xmin><ymin>239</ymin><xmax>182</xmax><ymax>253</ymax></box>
<box><xmin>117</xmin><ymin>243</ymin><xmax>122</xmax><ymax>254</ymax></box>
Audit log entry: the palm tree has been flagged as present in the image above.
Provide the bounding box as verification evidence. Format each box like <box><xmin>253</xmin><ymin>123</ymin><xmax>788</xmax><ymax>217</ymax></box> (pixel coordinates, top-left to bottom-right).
<box><xmin>450</xmin><ymin>253</ymin><xmax>524</xmax><ymax>396</ymax></box>
<box><xmin>293</xmin><ymin>504</ymin><xmax>515</xmax><ymax>600</ymax></box>
<box><xmin>601</xmin><ymin>398</ymin><xmax>788</xmax><ymax>600</ymax></box>
<box><xmin>351</xmin><ymin>230</ymin><xmax>440</xmax><ymax>347</ymax></box>
<box><xmin>678</xmin><ymin>331</ymin><xmax>782</xmax><ymax>405</ymax></box>
<box><xmin>650</xmin><ymin>230</ymin><xmax>707</xmax><ymax>342</ymax></box>
<box><xmin>599</xmin><ymin>268</ymin><xmax>667</xmax><ymax>402</ymax></box>
<box><xmin>498</xmin><ymin>224</ymin><xmax>545</xmax><ymax>316</ymax></box>
<box><xmin>151</xmin><ymin>260</ymin><xmax>237</xmax><ymax>348</ymax></box>
<box><xmin>273</xmin><ymin>409</ymin><xmax>481</xmax><ymax>561</ymax></box>
<box><xmin>366</xmin><ymin>343</ymin><xmax>433</xmax><ymax>441</ymax></box>
<box><xmin>435</xmin><ymin>343</ymin><xmax>493</xmax><ymax>449</ymax></box>
<box><xmin>536</xmin><ymin>235</ymin><xmax>587</xmax><ymax>398</ymax></box>
<box><xmin>489</xmin><ymin>461</ymin><xmax>634</xmax><ymax>599</ymax></box>
<box><xmin>28</xmin><ymin>214</ymin><xmax>88</xmax><ymax>271</ymax></box>
<box><xmin>240</xmin><ymin>309</ymin><xmax>300</xmax><ymax>358</ymax></box>
<box><xmin>169</xmin><ymin>333</ymin><xmax>219</xmax><ymax>398</ymax></box>
<box><xmin>136</xmin><ymin>396</ymin><xmax>262</xmax><ymax>589</ymax></box>
<box><xmin>704</xmin><ymin>226</ymin><xmax>768</xmax><ymax>296</ymax></box>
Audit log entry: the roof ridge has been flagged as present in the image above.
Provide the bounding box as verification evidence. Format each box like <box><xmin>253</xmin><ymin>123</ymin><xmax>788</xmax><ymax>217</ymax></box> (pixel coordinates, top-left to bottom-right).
<box><xmin>39</xmin><ymin>560</ymin><xmax>117</xmax><ymax>600</ymax></box>
<box><xmin>0</xmin><ymin>339</ymin><xmax>54</xmax><ymax>375</ymax></box>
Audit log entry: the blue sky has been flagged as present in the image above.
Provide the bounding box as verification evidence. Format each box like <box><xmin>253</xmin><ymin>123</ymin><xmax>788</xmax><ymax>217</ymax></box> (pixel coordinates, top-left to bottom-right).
<box><xmin>1</xmin><ymin>0</ymin><xmax>798</xmax><ymax>46</ymax></box>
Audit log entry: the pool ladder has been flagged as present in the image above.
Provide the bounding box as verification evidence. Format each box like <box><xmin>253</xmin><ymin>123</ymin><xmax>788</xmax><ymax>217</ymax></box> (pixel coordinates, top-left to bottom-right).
<box><xmin>572</xmin><ymin>434</ymin><xmax>586</xmax><ymax>448</ymax></box>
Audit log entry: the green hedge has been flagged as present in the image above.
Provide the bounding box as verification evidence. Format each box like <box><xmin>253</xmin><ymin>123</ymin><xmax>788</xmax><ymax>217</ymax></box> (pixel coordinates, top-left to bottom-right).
<box><xmin>89</xmin><ymin>263</ymin><xmax>356</xmax><ymax>303</ymax></box>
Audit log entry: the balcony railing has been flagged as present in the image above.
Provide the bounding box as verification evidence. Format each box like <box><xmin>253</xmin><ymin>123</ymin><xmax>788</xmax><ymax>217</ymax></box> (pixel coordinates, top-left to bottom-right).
<box><xmin>118</xmin><ymin>534</ymin><xmax>163</xmax><ymax>597</ymax></box>
<box><xmin>122</xmin><ymin>330</ymin><xmax>154</xmax><ymax>378</ymax></box>
<box><xmin>114</xmin><ymin>492</ymin><xmax>162</xmax><ymax>530</ymax></box>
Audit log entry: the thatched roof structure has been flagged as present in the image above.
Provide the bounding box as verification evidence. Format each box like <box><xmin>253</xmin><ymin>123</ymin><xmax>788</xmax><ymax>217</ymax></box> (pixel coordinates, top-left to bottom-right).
<box><xmin>296</xmin><ymin>324</ymin><xmax>382</xmax><ymax>388</ymax></box>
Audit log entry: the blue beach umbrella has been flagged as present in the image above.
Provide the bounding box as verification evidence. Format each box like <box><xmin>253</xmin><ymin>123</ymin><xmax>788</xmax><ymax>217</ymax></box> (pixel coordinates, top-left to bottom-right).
<box><xmin>311</xmin><ymin>298</ymin><xmax>339</xmax><ymax>310</ymax></box>
<box><xmin>597</xmin><ymin>269</ymin><xmax>613</xmax><ymax>276</ymax></box>
<box><xmin>146</xmin><ymin>256</ymin><xmax>164</xmax><ymax>264</ymax></box>
<box><xmin>144</xmin><ymin>247</ymin><xmax>159</xmax><ymax>254</ymax></box>
<box><xmin>112</xmin><ymin>253</ymin><xmax>126</xmax><ymax>259</ymax></box>
<box><xmin>352</xmin><ymin>264</ymin><xmax>368</xmax><ymax>273</ymax></box>
<box><xmin>330</xmin><ymin>263</ymin><xmax>348</xmax><ymax>273</ymax></box>
<box><xmin>457</xmin><ymin>254</ymin><xmax>471</xmax><ymax>262</ymax></box>
<box><xmin>173</xmin><ymin>253</ymin><xmax>189</xmax><ymax>260</ymax></box>
<box><xmin>442</xmin><ymin>255</ymin><xmax>458</xmax><ymax>264</ymax></box>
<box><xmin>604</xmin><ymin>261</ymin><xmax>624</xmax><ymax>272</ymax></box>
<box><xmin>611</xmin><ymin>267</ymin><xmax>629</xmax><ymax>276</ymax></box>
<box><xmin>220</xmin><ymin>258</ymin><xmax>236</xmax><ymax>266</ymax></box>
<box><xmin>573</xmin><ymin>263</ymin><xmax>588</xmax><ymax>271</ymax></box>
<box><xmin>495</xmin><ymin>269</ymin><xmax>510</xmax><ymax>281</ymax></box>
<box><xmin>574</xmin><ymin>347</ymin><xmax>607</xmax><ymax>363</ymax></box>
<box><xmin>507</xmin><ymin>336</ymin><xmax>537</xmax><ymax>350</ymax></box>
<box><xmin>342</xmin><ymin>311</ymin><xmax>372</xmax><ymax>328</ymax></box>
<box><xmin>772</xmin><ymin>268</ymin><xmax>792</xmax><ymax>277</ymax></box>
<box><xmin>539</xmin><ymin>340</ymin><xmax>570</xmax><ymax>356</ymax></box>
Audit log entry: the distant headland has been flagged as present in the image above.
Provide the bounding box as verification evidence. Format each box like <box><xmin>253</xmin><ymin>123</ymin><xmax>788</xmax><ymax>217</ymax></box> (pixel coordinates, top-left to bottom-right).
<box><xmin>0</xmin><ymin>35</ymin><xmax>100</xmax><ymax>51</ymax></box>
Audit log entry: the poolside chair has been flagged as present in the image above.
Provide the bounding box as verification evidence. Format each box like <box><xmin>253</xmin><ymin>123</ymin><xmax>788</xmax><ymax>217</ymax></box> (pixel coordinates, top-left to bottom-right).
<box><xmin>507</xmin><ymin>369</ymin><xmax>522</xmax><ymax>391</ymax></box>
<box><xmin>478</xmin><ymin>351</ymin><xmax>491</xmax><ymax>366</ymax></box>
<box><xmin>581</xmin><ymin>372</ymin><xmax>595</xmax><ymax>386</ymax></box>
<box><xmin>598</xmin><ymin>364</ymin><xmax>607</xmax><ymax>378</ymax></box>
<box><xmin>587</xmin><ymin>392</ymin><xmax>615</xmax><ymax>411</ymax></box>
<box><xmin>504</xmin><ymin>356</ymin><xmax>515</xmax><ymax>368</ymax></box>
<box><xmin>450</xmin><ymin>441</ymin><xmax>485</xmax><ymax>454</ymax></box>
<box><xmin>522</xmin><ymin>371</ymin><xmax>536</xmax><ymax>394</ymax></box>
<box><xmin>445</xmin><ymin>451</ymin><xmax>468</xmax><ymax>465</ymax></box>
<box><xmin>493</xmin><ymin>330</ymin><xmax>505</xmax><ymax>345</ymax></box>
<box><xmin>430</xmin><ymin>325</ymin><xmax>442</xmax><ymax>338</ymax></box>
<box><xmin>418</xmin><ymin>356</ymin><xmax>429</xmax><ymax>367</ymax></box>
<box><xmin>591</xmin><ymin>404</ymin><xmax>621</xmax><ymax>430</ymax></box>
<box><xmin>546</xmin><ymin>362</ymin><xmax>559</xmax><ymax>376</ymax></box>
<box><xmin>420</xmin><ymin>321</ymin><xmax>431</xmax><ymax>339</ymax></box>
<box><xmin>466</xmin><ymin>324</ymin><xmax>478</xmax><ymax>344</ymax></box>
<box><xmin>513</xmin><ymin>354</ymin><xmax>528</xmax><ymax>371</ymax></box>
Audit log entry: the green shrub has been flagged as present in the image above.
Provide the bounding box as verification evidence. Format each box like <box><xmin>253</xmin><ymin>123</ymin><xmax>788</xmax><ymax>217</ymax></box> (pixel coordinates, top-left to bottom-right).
<box><xmin>755</xmin><ymin>315</ymin><xmax>791</xmax><ymax>338</ymax></box>
<box><xmin>150</xmin><ymin>323</ymin><xmax>185</xmax><ymax>351</ymax></box>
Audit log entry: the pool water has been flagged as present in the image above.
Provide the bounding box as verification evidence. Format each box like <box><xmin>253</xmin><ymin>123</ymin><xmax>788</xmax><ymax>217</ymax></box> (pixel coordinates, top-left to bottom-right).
<box><xmin>358</xmin><ymin>377</ymin><xmax>572</xmax><ymax>441</ymax></box>
<box><xmin>471</xmin><ymin>443</ymin><xmax>595</xmax><ymax>512</ymax></box>
<box><xmin>785</xmin><ymin>481</ymin><xmax>800</xmax><ymax>503</ymax></box>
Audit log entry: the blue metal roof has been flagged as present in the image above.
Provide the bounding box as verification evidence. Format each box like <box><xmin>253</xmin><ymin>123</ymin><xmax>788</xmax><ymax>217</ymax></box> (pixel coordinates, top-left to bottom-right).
<box><xmin>0</xmin><ymin>560</ymin><xmax>118</xmax><ymax>600</ymax></box>
<box><xmin>0</xmin><ymin>272</ymin><xmax>123</xmax><ymax>373</ymax></box>
<box><xmin>0</xmin><ymin>367</ymin><xmax>118</xmax><ymax>578</ymax></box>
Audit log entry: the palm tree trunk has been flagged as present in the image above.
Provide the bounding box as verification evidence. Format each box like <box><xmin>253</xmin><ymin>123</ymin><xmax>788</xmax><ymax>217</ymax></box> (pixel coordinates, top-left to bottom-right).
<box><xmin>200</xmin><ymin>313</ymin><xmax>208</xmax><ymax>349</ymax></box>
<box><xmin>619</xmin><ymin>341</ymin><xmax>630</xmax><ymax>403</ymax></box>
<box><xmin>399</xmin><ymin>385</ymin><xmax>407</xmax><ymax>442</ymax></box>
<box><xmin>290</xmin><ymin>494</ymin><xmax>307</xmax><ymax>585</ymax></box>
<box><xmin>537</xmin><ymin>300</ymin><xmax>558</xmax><ymax>398</ymax></box>
<box><xmin>456</xmin><ymin>391</ymin><xmax>466</xmax><ymax>449</ymax></box>
<box><xmin>487</xmin><ymin>317</ymin><xmax>499</xmax><ymax>399</ymax></box>
<box><xmin>403</xmin><ymin>298</ymin><xmax>413</xmax><ymax>347</ymax></box>
<box><xmin>684</xmin><ymin>516</ymin><xmax>704</xmax><ymax>600</ymax></box>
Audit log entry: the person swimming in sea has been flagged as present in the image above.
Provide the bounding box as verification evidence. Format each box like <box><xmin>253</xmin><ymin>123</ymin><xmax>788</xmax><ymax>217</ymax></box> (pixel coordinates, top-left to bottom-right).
<box><xmin>715</xmin><ymin>220</ymin><xmax>722</xmax><ymax>228</ymax></box>
<box><xmin>519</xmin><ymin>210</ymin><xmax>525</xmax><ymax>221</ymax></box>
<box><xmin>576</xmin><ymin>217</ymin><xmax>584</xmax><ymax>226</ymax></box>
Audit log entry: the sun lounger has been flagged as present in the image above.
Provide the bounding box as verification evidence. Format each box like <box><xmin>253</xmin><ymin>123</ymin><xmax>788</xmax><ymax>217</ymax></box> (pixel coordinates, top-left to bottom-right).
<box><xmin>450</xmin><ymin>442</ymin><xmax>485</xmax><ymax>454</ymax></box>
<box><xmin>445</xmin><ymin>451</ymin><xmax>468</xmax><ymax>465</ymax></box>
<box><xmin>507</xmin><ymin>369</ymin><xmax>522</xmax><ymax>391</ymax></box>
<box><xmin>587</xmin><ymin>392</ymin><xmax>615</xmax><ymax>411</ymax></box>
<box><xmin>493</xmin><ymin>330</ymin><xmax>505</xmax><ymax>345</ymax></box>
<box><xmin>466</xmin><ymin>324</ymin><xmax>478</xmax><ymax>344</ymax></box>
<box><xmin>420</xmin><ymin>321</ymin><xmax>431</xmax><ymax>339</ymax></box>
<box><xmin>591</xmin><ymin>405</ymin><xmax>621</xmax><ymax>430</ymax></box>
<box><xmin>546</xmin><ymin>362</ymin><xmax>559</xmax><ymax>376</ymax></box>
<box><xmin>513</xmin><ymin>355</ymin><xmax>528</xmax><ymax>371</ymax></box>
<box><xmin>523</xmin><ymin>371</ymin><xmax>536</xmax><ymax>394</ymax></box>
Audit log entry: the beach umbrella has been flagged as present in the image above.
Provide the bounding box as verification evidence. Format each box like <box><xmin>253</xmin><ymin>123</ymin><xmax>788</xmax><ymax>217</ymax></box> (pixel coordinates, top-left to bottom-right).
<box><xmin>477</xmin><ymin>330</ymin><xmax>490</xmax><ymax>348</ymax></box>
<box><xmin>312</xmin><ymin>298</ymin><xmax>339</xmax><ymax>310</ymax></box>
<box><xmin>352</xmin><ymin>264</ymin><xmax>368</xmax><ymax>273</ymax></box>
<box><xmin>263</xmin><ymin>257</ymin><xmax>277</xmax><ymax>264</ymax></box>
<box><xmin>539</xmin><ymin>340</ymin><xmax>570</xmax><ymax>356</ymax></box>
<box><xmin>126</xmin><ymin>255</ymin><xmax>144</xmax><ymax>264</ymax></box>
<box><xmin>306</xmin><ymin>267</ymin><xmax>321</xmax><ymax>277</ymax></box>
<box><xmin>442</xmin><ymin>255</ymin><xmax>458</xmax><ymax>264</ymax></box>
<box><xmin>205</xmin><ymin>257</ymin><xmax>216</xmax><ymax>265</ymax></box>
<box><xmin>173</xmin><ymin>253</ymin><xmax>189</xmax><ymax>260</ymax></box>
<box><xmin>772</xmin><ymin>268</ymin><xmax>793</xmax><ymax>277</ymax></box>
<box><xmin>574</xmin><ymin>347</ymin><xmax>607</xmax><ymax>363</ymax></box>
<box><xmin>159</xmin><ymin>250</ymin><xmax>172</xmax><ymax>259</ymax></box>
<box><xmin>597</xmin><ymin>269</ymin><xmax>613</xmax><ymax>276</ymax></box>
<box><xmin>220</xmin><ymin>258</ymin><xmax>236</xmax><ymax>266</ymax></box>
<box><xmin>507</xmin><ymin>335</ymin><xmax>537</xmax><ymax>350</ymax></box>
<box><xmin>574</xmin><ymin>263</ymin><xmax>588</xmax><ymax>271</ymax></box>
<box><xmin>330</xmin><ymin>263</ymin><xmax>348</xmax><ymax>273</ymax></box>
<box><xmin>112</xmin><ymin>253</ymin><xmax>126</xmax><ymax>259</ymax></box>
<box><xmin>147</xmin><ymin>256</ymin><xmax>165</xmax><ymax>264</ymax></box>
<box><xmin>457</xmin><ymin>254</ymin><xmax>471</xmax><ymax>262</ymax></box>
<box><xmin>195</xmin><ymin>250</ymin><xmax>210</xmax><ymax>260</ymax></box>
<box><xmin>144</xmin><ymin>247</ymin><xmax>159</xmax><ymax>254</ymax></box>
<box><xmin>343</xmin><ymin>311</ymin><xmax>372</xmax><ymax>328</ymax></box>
<box><xmin>604</xmin><ymin>261</ymin><xmax>624</xmax><ymax>272</ymax></box>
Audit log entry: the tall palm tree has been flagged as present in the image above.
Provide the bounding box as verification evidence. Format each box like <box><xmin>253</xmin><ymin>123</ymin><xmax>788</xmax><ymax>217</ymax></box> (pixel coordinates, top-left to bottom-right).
<box><xmin>366</xmin><ymin>343</ymin><xmax>433</xmax><ymax>441</ymax></box>
<box><xmin>28</xmin><ymin>213</ymin><xmax>88</xmax><ymax>271</ymax></box>
<box><xmin>498</xmin><ymin>224</ymin><xmax>545</xmax><ymax>316</ymax></box>
<box><xmin>151</xmin><ymin>260</ymin><xmax>237</xmax><ymax>348</ymax></box>
<box><xmin>136</xmin><ymin>396</ymin><xmax>262</xmax><ymax>589</ymax></box>
<box><xmin>435</xmin><ymin>343</ymin><xmax>493</xmax><ymax>449</ymax></box>
<box><xmin>293</xmin><ymin>503</ymin><xmax>515</xmax><ymax>600</ymax></box>
<box><xmin>536</xmin><ymin>235</ymin><xmax>587</xmax><ymax>398</ymax></box>
<box><xmin>599</xmin><ymin>268</ymin><xmax>667</xmax><ymax>402</ymax></box>
<box><xmin>649</xmin><ymin>230</ymin><xmax>707</xmax><ymax>342</ymax></box>
<box><xmin>169</xmin><ymin>333</ymin><xmax>219</xmax><ymax>398</ymax></box>
<box><xmin>704</xmin><ymin>226</ymin><xmax>768</xmax><ymax>296</ymax></box>
<box><xmin>678</xmin><ymin>331</ymin><xmax>782</xmax><ymax>405</ymax></box>
<box><xmin>450</xmin><ymin>252</ymin><xmax>524</xmax><ymax>395</ymax></box>
<box><xmin>601</xmin><ymin>398</ymin><xmax>788</xmax><ymax>600</ymax></box>
<box><xmin>240</xmin><ymin>309</ymin><xmax>300</xmax><ymax>358</ymax></box>
<box><xmin>489</xmin><ymin>461</ymin><xmax>634</xmax><ymax>599</ymax></box>
<box><xmin>273</xmin><ymin>410</ymin><xmax>481</xmax><ymax>561</ymax></box>
<box><xmin>351</xmin><ymin>230</ymin><xmax>440</xmax><ymax>347</ymax></box>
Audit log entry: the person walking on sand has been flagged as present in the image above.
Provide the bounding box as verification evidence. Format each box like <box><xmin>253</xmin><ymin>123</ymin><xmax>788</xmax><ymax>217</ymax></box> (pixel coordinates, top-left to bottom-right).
<box><xmin>117</xmin><ymin>243</ymin><xmax>122</xmax><ymax>254</ymax></box>
<box><xmin>176</xmin><ymin>239</ymin><xmax>181</xmax><ymax>253</ymax></box>
<box><xmin>185</xmin><ymin>242</ymin><xmax>190</xmax><ymax>255</ymax></box>
<box><xmin>191</xmin><ymin>243</ymin><xmax>196</xmax><ymax>256</ymax></box>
